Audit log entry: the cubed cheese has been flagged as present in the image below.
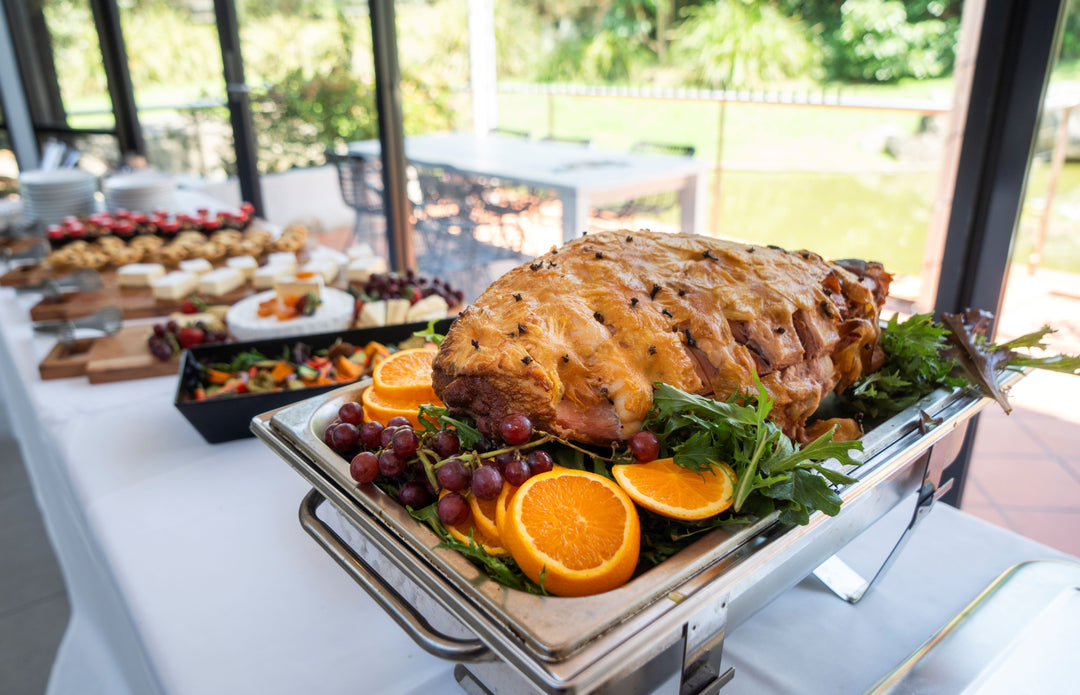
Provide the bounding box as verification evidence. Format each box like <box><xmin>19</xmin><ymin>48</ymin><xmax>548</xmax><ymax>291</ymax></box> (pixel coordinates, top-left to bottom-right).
<box><xmin>300</xmin><ymin>259</ymin><xmax>339</xmax><ymax>284</ymax></box>
<box><xmin>346</xmin><ymin>256</ymin><xmax>388</xmax><ymax>283</ymax></box>
<box><xmin>357</xmin><ymin>300</ymin><xmax>387</xmax><ymax>328</ymax></box>
<box><xmin>266</xmin><ymin>251</ymin><xmax>298</xmax><ymax>272</ymax></box>
<box><xmin>405</xmin><ymin>294</ymin><xmax>450</xmax><ymax>322</ymax></box>
<box><xmin>197</xmin><ymin>267</ymin><xmax>245</xmax><ymax>297</ymax></box>
<box><xmin>253</xmin><ymin>264</ymin><xmax>290</xmax><ymax>290</ymax></box>
<box><xmin>116</xmin><ymin>262</ymin><xmax>165</xmax><ymax>288</ymax></box>
<box><xmin>274</xmin><ymin>273</ymin><xmax>323</xmax><ymax>301</ymax></box>
<box><xmin>225</xmin><ymin>255</ymin><xmax>258</xmax><ymax>280</ymax></box>
<box><xmin>385</xmin><ymin>298</ymin><xmax>410</xmax><ymax>325</ymax></box>
<box><xmin>152</xmin><ymin>271</ymin><xmax>199</xmax><ymax>301</ymax></box>
<box><xmin>179</xmin><ymin>257</ymin><xmax>213</xmax><ymax>276</ymax></box>
<box><xmin>346</xmin><ymin>243</ymin><xmax>375</xmax><ymax>260</ymax></box>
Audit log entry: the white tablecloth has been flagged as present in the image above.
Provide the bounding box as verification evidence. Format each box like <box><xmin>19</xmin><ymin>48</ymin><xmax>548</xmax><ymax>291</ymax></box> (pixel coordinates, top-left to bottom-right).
<box><xmin>0</xmin><ymin>278</ymin><xmax>1072</xmax><ymax>694</ymax></box>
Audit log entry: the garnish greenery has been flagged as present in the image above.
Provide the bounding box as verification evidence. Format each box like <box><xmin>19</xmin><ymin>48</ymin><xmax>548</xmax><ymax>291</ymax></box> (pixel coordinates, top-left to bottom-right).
<box><xmin>645</xmin><ymin>381</ymin><xmax>862</xmax><ymax>530</ymax></box>
<box><xmin>842</xmin><ymin>311</ymin><xmax>1080</xmax><ymax>423</ymax></box>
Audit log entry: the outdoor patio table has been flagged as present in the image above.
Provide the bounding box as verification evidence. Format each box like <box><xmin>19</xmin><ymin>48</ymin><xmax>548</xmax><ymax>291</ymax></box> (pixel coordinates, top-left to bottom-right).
<box><xmin>347</xmin><ymin>131</ymin><xmax>711</xmax><ymax>242</ymax></box>
<box><xmin>0</xmin><ymin>254</ymin><xmax>1074</xmax><ymax>692</ymax></box>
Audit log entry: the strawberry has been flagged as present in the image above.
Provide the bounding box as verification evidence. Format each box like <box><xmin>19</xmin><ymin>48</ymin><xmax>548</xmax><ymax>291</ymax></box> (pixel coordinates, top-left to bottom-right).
<box><xmin>176</xmin><ymin>327</ymin><xmax>205</xmax><ymax>349</ymax></box>
<box><xmin>179</xmin><ymin>298</ymin><xmax>198</xmax><ymax>314</ymax></box>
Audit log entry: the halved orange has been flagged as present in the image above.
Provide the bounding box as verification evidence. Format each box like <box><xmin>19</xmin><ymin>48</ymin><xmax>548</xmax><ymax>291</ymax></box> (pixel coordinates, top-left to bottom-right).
<box><xmin>440</xmin><ymin>492</ymin><xmax>508</xmax><ymax>556</ymax></box>
<box><xmin>361</xmin><ymin>386</ymin><xmax>436</xmax><ymax>428</ymax></box>
<box><xmin>372</xmin><ymin>348</ymin><xmax>440</xmax><ymax>403</ymax></box>
<box><xmin>611</xmin><ymin>457</ymin><xmax>736</xmax><ymax>521</ymax></box>
<box><xmin>501</xmin><ymin>468</ymin><xmax>640</xmax><ymax>597</ymax></box>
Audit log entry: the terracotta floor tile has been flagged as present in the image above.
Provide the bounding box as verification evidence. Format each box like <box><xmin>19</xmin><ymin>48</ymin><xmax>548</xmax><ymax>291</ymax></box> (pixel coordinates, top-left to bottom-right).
<box><xmin>998</xmin><ymin>508</ymin><xmax>1080</xmax><ymax>558</ymax></box>
<box><xmin>961</xmin><ymin>503</ymin><xmax>1014</xmax><ymax>532</ymax></box>
<box><xmin>971</xmin><ymin>409</ymin><xmax>1049</xmax><ymax>459</ymax></box>
<box><xmin>966</xmin><ymin>453</ymin><xmax>1080</xmax><ymax>508</ymax></box>
<box><xmin>1014</xmin><ymin>410</ymin><xmax>1080</xmax><ymax>462</ymax></box>
<box><xmin>960</xmin><ymin>478</ymin><xmax>990</xmax><ymax>507</ymax></box>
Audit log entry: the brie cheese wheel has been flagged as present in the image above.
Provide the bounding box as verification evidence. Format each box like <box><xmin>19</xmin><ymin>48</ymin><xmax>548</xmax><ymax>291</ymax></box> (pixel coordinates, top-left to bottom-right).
<box><xmin>117</xmin><ymin>262</ymin><xmax>165</xmax><ymax>288</ymax></box>
<box><xmin>226</xmin><ymin>288</ymin><xmax>355</xmax><ymax>341</ymax></box>
<box><xmin>152</xmin><ymin>271</ymin><xmax>199</xmax><ymax>301</ymax></box>
<box><xmin>179</xmin><ymin>258</ymin><xmax>213</xmax><ymax>276</ymax></box>
<box><xmin>197</xmin><ymin>267</ymin><xmax>245</xmax><ymax>297</ymax></box>
<box><xmin>346</xmin><ymin>256</ymin><xmax>388</xmax><ymax>283</ymax></box>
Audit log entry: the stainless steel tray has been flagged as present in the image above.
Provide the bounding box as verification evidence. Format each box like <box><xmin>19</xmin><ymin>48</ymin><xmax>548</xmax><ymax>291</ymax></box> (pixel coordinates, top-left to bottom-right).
<box><xmin>252</xmin><ymin>373</ymin><xmax>1020</xmax><ymax>694</ymax></box>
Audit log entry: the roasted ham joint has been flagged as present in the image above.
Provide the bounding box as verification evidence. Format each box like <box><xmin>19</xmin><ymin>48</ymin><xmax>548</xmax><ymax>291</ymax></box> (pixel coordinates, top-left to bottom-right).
<box><xmin>432</xmin><ymin>230</ymin><xmax>892</xmax><ymax>445</ymax></box>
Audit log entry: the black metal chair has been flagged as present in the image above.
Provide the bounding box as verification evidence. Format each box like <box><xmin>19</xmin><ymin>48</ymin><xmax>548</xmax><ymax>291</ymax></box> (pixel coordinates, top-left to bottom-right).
<box><xmin>326</xmin><ymin>150</ymin><xmax>386</xmax><ymax>247</ymax></box>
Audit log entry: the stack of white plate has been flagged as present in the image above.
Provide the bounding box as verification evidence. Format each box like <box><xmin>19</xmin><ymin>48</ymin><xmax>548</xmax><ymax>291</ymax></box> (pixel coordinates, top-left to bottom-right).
<box><xmin>103</xmin><ymin>171</ymin><xmax>177</xmax><ymax>213</ymax></box>
<box><xmin>18</xmin><ymin>169</ymin><xmax>97</xmax><ymax>226</ymax></box>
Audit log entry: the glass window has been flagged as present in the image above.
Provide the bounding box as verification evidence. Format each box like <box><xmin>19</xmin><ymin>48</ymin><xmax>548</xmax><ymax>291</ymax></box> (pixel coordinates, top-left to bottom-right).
<box><xmin>116</xmin><ymin>0</ymin><xmax>233</xmax><ymax>180</ymax></box>
<box><xmin>38</xmin><ymin>0</ymin><xmax>115</xmax><ymax>131</ymax></box>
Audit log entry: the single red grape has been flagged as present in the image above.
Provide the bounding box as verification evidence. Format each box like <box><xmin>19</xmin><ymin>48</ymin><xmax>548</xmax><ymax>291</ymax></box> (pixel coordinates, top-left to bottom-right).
<box><xmin>380</xmin><ymin>425</ymin><xmax>399</xmax><ymax>448</ymax></box>
<box><xmin>628</xmin><ymin>431</ymin><xmax>660</xmax><ymax>462</ymax></box>
<box><xmin>329</xmin><ymin>422</ymin><xmax>359</xmax><ymax>452</ymax></box>
<box><xmin>378</xmin><ymin>450</ymin><xmax>407</xmax><ymax>478</ymax></box>
<box><xmin>391</xmin><ymin>428</ymin><xmax>420</xmax><ymax>458</ymax></box>
<box><xmin>324</xmin><ymin>422</ymin><xmax>340</xmax><ymax>446</ymax></box>
<box><xmin>472</xmin><ymin>465</ymin><xmax>503</xmax><ymax>500</ymax></box>
<box><xmin>435</xmin><ymin>458</ymin><xmax>471</xmax><ymax>492</ymax></box>
<box><xmin>431</xmin><ymin>430</ymin><xmax>460</xmax><ymax>458</ymax></box>
<box><xmin>387</xmin><ymin>416</ymin><xmax>411</xmax><ymax>429</ymax></box>
<box><xmin>437</xmin><ymin>492</ymin><xmax>470</xmax><ymax>526</ymax></box>
<box><xmin>499</xmin><ymin>413</ymin><xmax>533</xmax><ymax>445</ymax></box>
<box><xmin>359</xmin><ymin>421</ymin><xmax>384</xmax><ymax>450</ymax></box>
<box><xmin>526</xmin><ymin>449</ymin><xmax>554</xmax><ymax>476</ymax></box>
<box><xmin>492</xmin><ymin>451</ymin><xmax>517</xmax><ymax>473</ymax></box>
<box><xmin>338</xmin><ymin>402</ymin><xmax>363</xmax><ymax>426</ymax></box>
<box><xmin>398</xmin><ymin>481</ymin><xmax>432</xmax><ymax>508</ymax></box>
<box><xmin>349</xmin><ymin>451</ymin><xmax>379</xmax><ymax>484</ymax></box>
<box><xmin>503</xmin><ymin>458</ymin><xmax>531</xmax><ymax>486</ymax></box>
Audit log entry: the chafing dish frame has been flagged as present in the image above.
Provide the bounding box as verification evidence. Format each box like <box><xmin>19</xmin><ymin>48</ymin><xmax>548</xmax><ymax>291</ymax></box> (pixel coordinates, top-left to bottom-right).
<box><xmin>251</xmin><ymin>371</ymin><xmax>1021</xmax><ymax>695</ymax></box>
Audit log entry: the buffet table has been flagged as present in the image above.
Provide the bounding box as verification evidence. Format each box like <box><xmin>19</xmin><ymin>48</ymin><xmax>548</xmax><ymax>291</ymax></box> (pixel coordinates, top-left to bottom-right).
<box><xmin>0</xmin><ymin>279</ymin><xmax>1074</xmax><ymax>695</ymax></box>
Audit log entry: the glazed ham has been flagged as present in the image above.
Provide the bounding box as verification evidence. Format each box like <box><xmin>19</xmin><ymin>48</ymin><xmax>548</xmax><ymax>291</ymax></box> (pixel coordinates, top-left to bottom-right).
<box><xmin>431</xmin><ymin>231</ymin><xmax>892</xmax><ymax>444</ymax></box>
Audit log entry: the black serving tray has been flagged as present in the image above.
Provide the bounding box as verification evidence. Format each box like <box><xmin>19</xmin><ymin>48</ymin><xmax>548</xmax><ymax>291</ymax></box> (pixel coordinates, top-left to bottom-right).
<box><xmin>174</xmin><ymin>317</ymin><xmax>454</xmax><ymax>443</ymax></box>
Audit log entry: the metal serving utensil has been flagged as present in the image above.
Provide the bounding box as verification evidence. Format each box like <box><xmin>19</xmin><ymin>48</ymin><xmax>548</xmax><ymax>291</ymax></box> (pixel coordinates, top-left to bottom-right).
<box><xmin>33</xmin><ymin>305</ymin><xmax>123</xmax><ymax>346</ymax></box>
<box><xmin>15</xmin><ymin>268</ymin><xmax>103</xmax><ymax>300</ymax></box>
<box><xmin>1</xmin><ymin>239</ymin><xmax>49</xmax><ymax>267</ymax></box>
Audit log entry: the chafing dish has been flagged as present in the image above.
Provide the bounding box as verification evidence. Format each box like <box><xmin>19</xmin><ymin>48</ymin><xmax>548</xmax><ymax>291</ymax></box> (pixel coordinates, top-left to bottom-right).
<box><xmin>251</xmin><ymin>371</ymin><xmax>1020</xmax><ymax>694</ymax></box>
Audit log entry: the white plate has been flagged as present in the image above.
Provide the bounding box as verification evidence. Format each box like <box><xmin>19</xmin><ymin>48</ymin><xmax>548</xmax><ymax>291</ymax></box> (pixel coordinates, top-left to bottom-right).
<box><xmin>226</xmin><ymin>288</ymin><xmax>355</xmax><ymax>342</ymax></box>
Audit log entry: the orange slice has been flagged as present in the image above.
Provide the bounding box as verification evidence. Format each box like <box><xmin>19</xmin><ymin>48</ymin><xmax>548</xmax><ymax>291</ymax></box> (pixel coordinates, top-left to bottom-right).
<box><xmin>361</xmin><ymin>387</ymin><xmax>432</xmax><ymax>428</ymax></box>
<box><xmin>440</xmin><ymin>492</ymin><xmax>508</xmax><ymax>556</ymax></box>
<box><xmin>494</xmin><ymin>482</ymin><xmax>519</xmax><ymax>537</ymax></box>
<box><xmin>501</xmin><ymin>468</ymin><xmax>640</xmax><ymax>597</ymax></box>
<box><xmin>372</xmin><ymin>348</ymin><xmax>440</xmax><ymax>403</ymax></box>
<box><xmin>467</xmin><ymin>489</ymin><xmax>502</xmax><ymax>542</ymax></box>
<box><xmin>611</xmin><ymin>457</ymin><xmax>736</xmax><ymax>521</ymax></box>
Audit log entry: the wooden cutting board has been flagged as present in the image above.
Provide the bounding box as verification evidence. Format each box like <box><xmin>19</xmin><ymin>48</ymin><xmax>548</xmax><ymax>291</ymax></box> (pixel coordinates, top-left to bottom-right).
<box><xmin>28</xmin><ymin>276</ymin><xmax>259</xmax><ymax>322</ymax></box>
<box><xmin>0</xmin><ymin>262</ymin><xmax>55</xmax><ymax>288</ymax></box>
<box><xmin>38</xmin><ymin>325</ymin><xmax>180</xmax><ymax>383</ymax></box>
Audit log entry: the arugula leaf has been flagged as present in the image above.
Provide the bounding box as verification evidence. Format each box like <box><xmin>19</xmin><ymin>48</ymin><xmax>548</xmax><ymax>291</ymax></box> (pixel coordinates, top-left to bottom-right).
<box><xmin>417</xmin><ymin>404</ymin><xmax>484</xmax><ymax>449</ymax></box>
<box><xmin>414</xmin><ymin>318</ymin><xmax>447</xmax><ymax>347</ymax></box>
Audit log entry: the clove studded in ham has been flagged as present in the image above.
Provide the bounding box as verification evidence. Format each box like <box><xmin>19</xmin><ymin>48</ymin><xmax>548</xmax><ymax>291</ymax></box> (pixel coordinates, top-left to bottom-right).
<box><xmin>431</xmin><ymin>231</ymin><xmax>892</xmax><ymax>445</ymax></box>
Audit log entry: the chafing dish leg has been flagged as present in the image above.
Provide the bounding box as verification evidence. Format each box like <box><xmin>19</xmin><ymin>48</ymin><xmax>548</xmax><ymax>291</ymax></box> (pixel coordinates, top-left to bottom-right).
<box><xmin>813</xmin><ymin>477</ymin><xmax>953</xmax><ymax>603</ymax></box>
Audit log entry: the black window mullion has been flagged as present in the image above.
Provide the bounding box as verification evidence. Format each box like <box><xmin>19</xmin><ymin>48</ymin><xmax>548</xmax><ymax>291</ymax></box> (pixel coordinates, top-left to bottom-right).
<box><xmin>933</xmin><ymin>0</ymin><xmax>1066</xmax><ymax>506</ymax></box>
<box><xmin>88</xmin><ymin>0</ymin><xmax>144</xmax><ymax>158</ymax></box>
<box><xmin>213</xmin><ymin>0</ymin><xmax>263</xmax><ymax>217</ymax></box>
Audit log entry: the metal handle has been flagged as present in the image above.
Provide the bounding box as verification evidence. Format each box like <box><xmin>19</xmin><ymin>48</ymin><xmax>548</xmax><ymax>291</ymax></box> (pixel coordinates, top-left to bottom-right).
<box><xmin>299</xmin><ymin>489</ymin><xmax>489</xmax><ymax>662</ymax></box>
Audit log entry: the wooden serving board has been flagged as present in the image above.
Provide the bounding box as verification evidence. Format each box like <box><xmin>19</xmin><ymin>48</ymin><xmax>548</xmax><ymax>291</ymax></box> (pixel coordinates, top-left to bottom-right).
<box><xmin>1</xmin><ymin>262</ymin><xmax>56</xmax><ymax>288</ymax></box>
<box><xmin>38</xmin><ymin>325</ymin><xmax>180</xmax><ymax>382</ymax></box>
<box><xmin>28</xmin><ymin>274</ymin><xmax>260</xmax><ymax>322</ymax></box>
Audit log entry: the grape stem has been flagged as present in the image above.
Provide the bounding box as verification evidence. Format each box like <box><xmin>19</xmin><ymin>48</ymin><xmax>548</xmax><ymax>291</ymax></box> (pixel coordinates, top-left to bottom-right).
<box><xmin>415</xmin><ymin>449</ymin><xmax>440</xmax><ymax>491</ymax></box>
<box><xmin>477</xmin><ymin>434</ymin><xmax>555</xmax><ymax>462</ymax></box>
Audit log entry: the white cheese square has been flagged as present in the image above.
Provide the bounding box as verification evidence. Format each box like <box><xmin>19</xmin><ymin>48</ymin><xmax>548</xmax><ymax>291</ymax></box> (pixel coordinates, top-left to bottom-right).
<box><xmin>253</xmin><ymin>264</ymin><xmax>290</xmax><ymax>290</ymax></box>
<box><xmin>116</xmin><ymin>262</ymin><xmax>165</xmax><ymax>288</ymax></box>
<box><xmin>385</xmin><ymin>298</ymin><xmax>410</xmax><ymax>325</ymax></box>
<box><xmin>225</xmin><ymin>255</ymin><xmax>258</xmax><ymax>280</ymax></box>
<box><xmin>357</xmin><ymin>300</ymin><xmax>387</xmax><ymax>328</ymax></box>
<box><xmin>266</xmin><ymin>252</ymin><xmax>298</xmax><ymax>272</ymax></box>
<box><xmin>346</xmin><ymin>243</ymin><xmax>375</xmax><ymax>260</ymax></box>
<box><xmin>179</xmin><ymin>257</ymin><xmax>213</xmax><ymax>276</ymax></box>
<box><xmin>197</xmin><ymin>267</ymin><xmax>245</xmax><ymax>297</ymax></box>
<box><xmin>300</xmin><ymin>259</ymin><xmax>339</xmax><ymax>284</ymax></box>
<box><xmin>152</xmin><ymin>271</ymin><xmax>199</xmax><ymax>301</ymax></box>
<box><xmin>405</xmin><ymin>294</ymin><xmax>449</xmax><ymax>322</ymax></box>
<box><xmin>346</xmin><ymin>256</ymin><xmax>388</xmax><ymax>283</ymax></box>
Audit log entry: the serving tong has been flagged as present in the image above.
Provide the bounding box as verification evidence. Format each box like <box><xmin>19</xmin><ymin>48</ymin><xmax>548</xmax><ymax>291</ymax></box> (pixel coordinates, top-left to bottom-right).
<box><xmin>15</xmin><ymin>268</ymin><xmax>103</xmax><ymax>300</ymax></box>
<box><xmin>33</xmin><ymin>306</ymin><xmax>123</xmax><ymax>346</ymax></box>
<box><xmin>1</xmin><ymin>239</ymin><xmax>49</xmax><ymax>267</ymax></box>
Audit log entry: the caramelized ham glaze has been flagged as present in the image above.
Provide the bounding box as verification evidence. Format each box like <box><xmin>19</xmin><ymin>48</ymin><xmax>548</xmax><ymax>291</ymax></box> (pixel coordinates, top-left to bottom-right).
<box><xmin>431</xmin><ymin>231</ymin><xmax>892</xmax><ymax>444</ymax></box>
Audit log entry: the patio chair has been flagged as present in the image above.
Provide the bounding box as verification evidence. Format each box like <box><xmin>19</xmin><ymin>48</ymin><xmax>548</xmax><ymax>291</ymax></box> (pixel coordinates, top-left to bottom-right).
<box><xmin>326</xmin><ymin>150</ymin><xmax>386</xmax><ymax>247</ymax></box>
